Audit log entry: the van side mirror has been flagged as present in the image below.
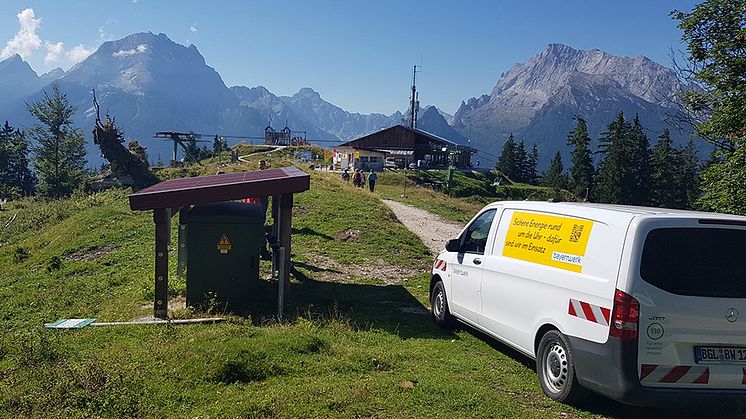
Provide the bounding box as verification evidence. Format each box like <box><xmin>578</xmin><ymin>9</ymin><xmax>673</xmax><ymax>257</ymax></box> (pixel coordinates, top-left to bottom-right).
<box><xmin>445</xmin><ymin>239</ymin><xmax>461</xmax><ymax>253</ymax></box>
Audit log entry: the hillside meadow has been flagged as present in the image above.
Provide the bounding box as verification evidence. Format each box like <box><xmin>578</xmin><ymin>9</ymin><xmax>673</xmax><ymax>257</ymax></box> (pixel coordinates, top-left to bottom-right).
<box><xmin>0</xmin><ymin>149</ymin><xmax>716</xmax><ymax>417</ymax></box>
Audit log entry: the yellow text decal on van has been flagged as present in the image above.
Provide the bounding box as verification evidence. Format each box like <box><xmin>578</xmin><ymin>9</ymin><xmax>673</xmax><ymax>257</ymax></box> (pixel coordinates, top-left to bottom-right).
<box><xmin>503</xmin><ymin>211</ymin><xmax>594</xmax><ymax>272</ymax></box>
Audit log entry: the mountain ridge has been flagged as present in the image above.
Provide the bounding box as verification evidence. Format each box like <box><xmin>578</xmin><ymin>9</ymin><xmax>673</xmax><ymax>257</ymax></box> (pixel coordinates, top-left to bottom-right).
<box><xmin>0</xmin><ymin>36</ymin><xmax>694</xmax><ymax>168</ymax></box>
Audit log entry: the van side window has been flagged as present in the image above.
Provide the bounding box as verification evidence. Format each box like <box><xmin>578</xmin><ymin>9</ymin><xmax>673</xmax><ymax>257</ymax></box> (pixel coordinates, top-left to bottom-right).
<box><xmin>461</xmin><ymin>209</ymin><xmax>496</xmax><ymax>254</ymax></box>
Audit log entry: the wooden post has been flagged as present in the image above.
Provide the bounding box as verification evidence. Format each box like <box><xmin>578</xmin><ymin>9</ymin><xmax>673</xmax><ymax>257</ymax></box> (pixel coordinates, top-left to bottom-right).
<box><xmin>278</xmin><ymin>194</ymin><xmax>293</xmax><ymax>303</ymax></box>
<box><xmin>154</xmin><ymin>208</ymin><xmax>171</xmax><ymax>319</ymax></box>
<box><xmin>277</xmin><ymin>246</ymin><xmax>286</xmax><ymax>320</ymax></box>
<box><xmin>271</xmin><ymin>195</ymin><xmax>280</xmax><ymax>279</ymax></box>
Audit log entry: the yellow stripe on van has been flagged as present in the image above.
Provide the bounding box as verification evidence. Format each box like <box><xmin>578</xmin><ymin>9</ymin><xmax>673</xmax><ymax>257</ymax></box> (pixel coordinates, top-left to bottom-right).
<box><xmin>502</xmin><ymin>211</ymin><xmax>594</xmax><ymax>273</ymax></box>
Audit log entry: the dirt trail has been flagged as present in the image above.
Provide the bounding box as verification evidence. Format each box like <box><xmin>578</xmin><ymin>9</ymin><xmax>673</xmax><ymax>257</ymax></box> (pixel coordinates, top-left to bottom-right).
<box><xmin>382</xmin><ymin>199</ymin><xmax>464</xmax><ymax>255</ymax></box>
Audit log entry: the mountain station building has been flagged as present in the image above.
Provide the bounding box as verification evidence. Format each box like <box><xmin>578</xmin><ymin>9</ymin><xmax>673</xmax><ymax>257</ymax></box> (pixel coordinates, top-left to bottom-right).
<box><xmin>333</xmin><ymin>125</ymin><xmax>476</xmax><ymax>171</ymax></box>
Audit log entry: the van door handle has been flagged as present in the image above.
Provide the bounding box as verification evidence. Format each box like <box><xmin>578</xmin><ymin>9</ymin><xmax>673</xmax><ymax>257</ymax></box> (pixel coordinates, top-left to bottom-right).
<box><xmin>473</xmin><ymin>258</ymin><xmax>482</xmax><ymax>265</ymax></box>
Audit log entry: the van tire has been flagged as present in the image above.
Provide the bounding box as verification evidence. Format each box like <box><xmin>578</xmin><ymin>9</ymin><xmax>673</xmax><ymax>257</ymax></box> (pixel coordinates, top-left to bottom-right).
<box><xmin>536</xmin><ymin>330</ymin><xmax>587</xmax><ymax>404</ymax></box>
<box><xmin>430</xmin><ymin>281</ymin><xmax>453</xmax><ymax>328</ymax></box>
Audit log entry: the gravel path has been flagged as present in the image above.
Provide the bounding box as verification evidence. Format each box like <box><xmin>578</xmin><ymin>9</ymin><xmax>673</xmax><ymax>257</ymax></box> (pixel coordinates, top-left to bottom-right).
<box><xmin>382</xmin><ymin>199</ymin><xmax>464</xmax><ymax>255</ymax></box>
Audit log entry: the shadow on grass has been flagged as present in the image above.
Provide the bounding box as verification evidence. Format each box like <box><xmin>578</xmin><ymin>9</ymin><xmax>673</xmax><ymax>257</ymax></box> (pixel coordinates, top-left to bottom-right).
<box><xmin>216</xmin><ymin>274</ymin><xmax>454</xmax><ymax>341</ymax></box>
<box><xmin>290</xmin><ymin>262</ymin><xmax>342</xmax><ymax>276</ymax></box>
<box><xmin>459</xmin><ymin>325</ymin><xmax>740</xmax><ymax>419</ymax></box>
<box><xmin>292</xmin><ymin>227</ymin><xmax>334</xmax><ymax>241</ymax></box>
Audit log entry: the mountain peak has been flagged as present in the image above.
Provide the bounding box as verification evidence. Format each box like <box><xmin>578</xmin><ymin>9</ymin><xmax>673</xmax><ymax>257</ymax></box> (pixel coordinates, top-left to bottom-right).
<box><xmin>0</xmin><ymin>53</ymin><xmax>34</xmax><ymax>73</ymax></box>
<box><xmin>295</xmin><ymin>87</ymin><xmax>321</xmax><ymax>98</ymax></box>
<box><xmin>4</xmin><ymin>53</ymin><xmax>23</xmax><ymax>63</ymax></box>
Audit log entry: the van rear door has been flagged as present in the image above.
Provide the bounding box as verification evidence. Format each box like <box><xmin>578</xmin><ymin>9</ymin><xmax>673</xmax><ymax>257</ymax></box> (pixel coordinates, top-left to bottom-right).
<box><xmin>631</xmin><ymin>221</ymin><xmax>746</xmax><ymax>390</ymax></box>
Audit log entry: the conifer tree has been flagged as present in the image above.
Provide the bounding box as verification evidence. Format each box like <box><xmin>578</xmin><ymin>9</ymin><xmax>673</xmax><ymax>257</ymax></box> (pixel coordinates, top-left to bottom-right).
<box><xmin>677</xmin><ymin>140</ymin><xmax>700</xmax><ymax>208</ymax></box>
<box><xmin>630</xmin><ymin>115</ymin><xmax>652</xmax><ymax>205</ymax></box>
<box><xmin>650</xmin><ymin>129</ymin><xmax>679</xmax><ymax>207</ymax></box>
<box><xmin>567</xmin><ymin>117</ymin><xmax>594</xmax><ymax>200</ymax></box>
<box><xmin>496</xmin><ymin>134</ymin><xmax>518</xmax><ymax>181</ymax></box>
<box><xmin>540</xmin><ymin>151</ymin><xmax>568</xmax><ymax>190</ymax></box>
<box><xmin>27</xmin><ymin>84</ymin><xmax>86</xmax><ymax>198</ymax></box>
<box><xmin>0</xmin><ymin>121</ymin><xmax>35</xmax><ymax>198</ymax></box>
<box><xmin>212</xmin><ymin>135</ymin><xmax>228</xmax><ymax>154</ymax></box>
<box><xmin>515</xmin><ymin>139</ymin><xmax>528</xmax><ymax>183</ymax></box>
<box><xmin>595</xmin><ymin>112</ymin><xmax>633</xmax><ymax>204</ymax></box>
<box><xmin>527</xmin><ymin>144</ymin><xmax>539</xmax><ymax>185</ymax></box>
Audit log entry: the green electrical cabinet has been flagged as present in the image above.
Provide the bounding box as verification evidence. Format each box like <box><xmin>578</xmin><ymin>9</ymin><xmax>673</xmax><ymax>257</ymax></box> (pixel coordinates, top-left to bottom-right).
<box><xmin>179</xmin><ymin>201</ymin><xmax>265</xmax><ymax>311</ymax></box>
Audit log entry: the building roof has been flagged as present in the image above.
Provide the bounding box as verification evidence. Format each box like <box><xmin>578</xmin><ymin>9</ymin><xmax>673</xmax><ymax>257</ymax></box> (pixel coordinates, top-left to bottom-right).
<box><xmin>338</xmin><ymin>124</ymin><xmax>476</xmax><ymax>152</ymax></box>
<box><xmin>129</xmin><ymin>167</ymin><xmax>310</xmax><ymax>210</ymax></box>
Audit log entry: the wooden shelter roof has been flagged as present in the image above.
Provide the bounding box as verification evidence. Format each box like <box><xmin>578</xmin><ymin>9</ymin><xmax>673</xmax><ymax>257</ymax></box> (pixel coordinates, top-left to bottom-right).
<box><xmin>129</xmin><ymin>167</ymin><xmax>310</xmax><ymax>210</ymax></box>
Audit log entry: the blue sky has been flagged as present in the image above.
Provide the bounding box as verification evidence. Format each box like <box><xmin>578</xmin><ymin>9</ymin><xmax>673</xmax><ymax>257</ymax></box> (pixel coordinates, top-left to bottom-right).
<box><xmin>0</xmin><ymin>0</ymin><xmax>697</xmax><ymax>115</ymax></box>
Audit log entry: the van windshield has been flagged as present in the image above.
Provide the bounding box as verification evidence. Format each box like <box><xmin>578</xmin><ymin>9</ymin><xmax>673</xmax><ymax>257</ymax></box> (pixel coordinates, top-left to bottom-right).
<box><xmin>640</xmin><ymin>228</ymin><xmax>746</xmax><ymax>298</ymax></box>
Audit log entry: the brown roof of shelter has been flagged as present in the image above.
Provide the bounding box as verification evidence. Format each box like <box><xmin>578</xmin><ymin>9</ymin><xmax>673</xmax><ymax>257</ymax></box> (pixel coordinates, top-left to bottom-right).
<box><xmin>129</xmin><ymin>167</ymin><xmax>310</xmax><ymax>210</ymax></box>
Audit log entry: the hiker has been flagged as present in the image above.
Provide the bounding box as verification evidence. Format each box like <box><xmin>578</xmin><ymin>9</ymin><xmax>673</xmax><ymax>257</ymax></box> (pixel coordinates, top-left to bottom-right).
<box><xmin>352</xmin><ymin>170</ymin><xmax>361</xmax><ymax>187</ymax></box>
<box><xmin>341</xmin><ymin>169</ymin><xmax>350</xmax><ymax>182</ymax></box>
<box><xmin>358</xmin><ymin>170</ymin><xmax>366</xmax><ymax>189</ymax></box>
<box><xmin>368</xmin><ymin>169</ymin><xmax>378</xmax><ymax>192</ymax></box>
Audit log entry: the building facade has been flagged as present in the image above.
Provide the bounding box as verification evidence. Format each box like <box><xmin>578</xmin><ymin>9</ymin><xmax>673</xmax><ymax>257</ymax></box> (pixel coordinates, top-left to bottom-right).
<box><xmin>333</xmin><ymin>125</ymin><xmax>475</xmax><ymax>171</ymax></box>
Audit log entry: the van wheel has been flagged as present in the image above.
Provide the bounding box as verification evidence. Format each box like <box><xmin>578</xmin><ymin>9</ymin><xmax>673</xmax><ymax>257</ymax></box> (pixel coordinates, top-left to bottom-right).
<box><xmin>536</xmin><ymin>330</ymin><xmax>587</xmax><ymax>404</ymax></box>
<box><xmin>430</xmin><ymin>281</ymin><xmax>453</xmax><ymax>327</ymax></box>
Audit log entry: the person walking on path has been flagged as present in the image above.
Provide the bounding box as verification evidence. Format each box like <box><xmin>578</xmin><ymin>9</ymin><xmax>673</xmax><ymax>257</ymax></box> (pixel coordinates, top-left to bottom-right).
<box><xmin>351</xmin><ymin>170</ymin><xmax>361</xmax><ymax>187</ymax></box>
<box><xmin>359</xmin><ymin>170</ymin><xmax>366</xmax><ymax>189</ymax></box>
<box><xmin>368</xmin><ymin>170</ymin><xmax>378</xmax><ymax>192</ymax></box>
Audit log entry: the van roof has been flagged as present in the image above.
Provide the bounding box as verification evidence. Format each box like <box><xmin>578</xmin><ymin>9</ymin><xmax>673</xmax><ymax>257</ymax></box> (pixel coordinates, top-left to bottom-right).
<box><xmin>485</xmin><ymin>201</ymin><xmax>746</xmax><ymax>223</ymax></box>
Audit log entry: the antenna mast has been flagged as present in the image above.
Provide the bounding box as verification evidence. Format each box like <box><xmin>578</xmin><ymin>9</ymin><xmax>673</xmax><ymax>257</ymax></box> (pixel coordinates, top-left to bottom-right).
<box><xmin>410</xmin><ymin>64</ymin><xmax>421</xmax><ymax>129</ymax></box>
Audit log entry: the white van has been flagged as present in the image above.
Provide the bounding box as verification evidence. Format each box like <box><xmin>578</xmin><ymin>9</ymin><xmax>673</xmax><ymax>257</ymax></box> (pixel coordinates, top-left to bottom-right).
<box><xmin>429</xmin><ymin>201</ymin><xmax>746</xmax><ymax>406</ymax></box>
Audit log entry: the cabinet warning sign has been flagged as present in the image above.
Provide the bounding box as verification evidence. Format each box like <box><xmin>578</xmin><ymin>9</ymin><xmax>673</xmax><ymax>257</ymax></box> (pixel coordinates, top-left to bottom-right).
<box><xmin>502</xmin><ymin>211</ymin><xmax>593</xmax><ymax>272</ymax></box>
<box><xmin>217</xmin><ymin>234</ymin><xmax>232</xmax><ymax>254</ymax></box>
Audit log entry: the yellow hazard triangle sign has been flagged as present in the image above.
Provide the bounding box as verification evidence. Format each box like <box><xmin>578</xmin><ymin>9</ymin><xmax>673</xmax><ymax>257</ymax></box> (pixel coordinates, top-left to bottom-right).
<box><xmin>217</xmin><ymin>234</ymin><xmax>232</xmax><ymax>254</ymax></box>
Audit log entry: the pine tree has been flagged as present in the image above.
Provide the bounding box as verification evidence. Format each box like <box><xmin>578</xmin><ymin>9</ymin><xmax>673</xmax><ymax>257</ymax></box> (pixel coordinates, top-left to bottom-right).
<box><xmin>27</xmin><ymin>84</ymin><xmax>86</xmax><ymax>198</ymax></box>
<box><xmin>677</xmin><ymin>140</ymin><xmax>700</xmax><ymax>209</ymax></box>
<box><xmin>567</xmin><ymin>117</ymin><xmax>594</xmax><ymax>200</ymax></box>
<box><xmin>527</xmin><ymin>144</ymin><xmax>539</xmax><ymax>185</ymax></box>
<box><xmin>629</xmin><ymin>115</ymin><xmax>652</xmax><ymax>205</ymax></box>
<box><xmin>650</xmin><ymin>129</ymin><xmax>679</xmax><ymax>208</ymax></box>
<box><xmin>595</xmin><ymin>112</ymin><xmax>633</xmax><ymax>204</ymax></box>
<box><xmin>496</xmin><ymin>134</ymin><xmax>518</xmax><ymax>181</ymax></box>
<box><xmin>515</xmin><ymin>140</ymin><xmax>528</xmax><ymax>183</ymax></box>
<box><xmin>212</xmin><ymin>135</ymin><xmax>228</xmax><ymax>154</ymax></box>
<box><xmin>540</xmin><ymin>151</ymin><xmax>568</xmax><ymax>190</ymax></box>
<box><xmin>0</xmin><ymin>121</ymin><xmax>35</xmax><ymax>198</ymax></box>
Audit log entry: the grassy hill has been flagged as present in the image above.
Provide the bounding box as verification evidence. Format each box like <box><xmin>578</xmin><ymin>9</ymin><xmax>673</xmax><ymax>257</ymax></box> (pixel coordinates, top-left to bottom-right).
<box><xmin>0</xmin><ymin>148</ymin><xmax>710</xmax><ymax>417</ymax></box>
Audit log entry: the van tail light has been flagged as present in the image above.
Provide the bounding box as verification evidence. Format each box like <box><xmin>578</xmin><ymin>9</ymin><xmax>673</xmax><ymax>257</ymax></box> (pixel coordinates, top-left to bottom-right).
<box><xmin>609</xmin><ymin>289</ymin><xmax>639</xmax><ymax>340</ymax></box>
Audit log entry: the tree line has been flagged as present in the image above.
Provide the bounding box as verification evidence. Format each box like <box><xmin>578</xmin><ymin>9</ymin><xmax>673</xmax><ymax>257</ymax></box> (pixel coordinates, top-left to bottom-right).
<box><xmin>1</xmin><ymin>84</ymin><xmax>86</xmax><ymax>199</ymax></box>
<box><xmin>495</xmin><ymin>113</ymin><xmax>700</xmax><ymax>209</ymax></box>
<box><xmin>0</xmin><ymin>83</ymin><xmax>233</xmax><ymax>201</ymax></box>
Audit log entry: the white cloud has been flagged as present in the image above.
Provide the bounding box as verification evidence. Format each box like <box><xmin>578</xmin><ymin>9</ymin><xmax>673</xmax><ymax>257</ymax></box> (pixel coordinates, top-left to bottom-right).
<box><xmin>1</xmin><ymin>8</ymin><xmax>42</xmax><ymax>59</ymax></box>
<box><xmin>68</xmin><ymin>44</ymin><xmax>95</xmax><ymax>62</ymax></box>
<box><xmin>44</xmin><ymin>41</ymin><xmax>64</xmax><ymax>64</ymax></box>
<box><xmin>190</xmin><ymin>25</ymin><xmax>197</xmax><ymax>33</ymax></box>
<box><xmin>112</xmin><ymin>43</ymin><xmax>148</xmax><ymax>57</ymax></box>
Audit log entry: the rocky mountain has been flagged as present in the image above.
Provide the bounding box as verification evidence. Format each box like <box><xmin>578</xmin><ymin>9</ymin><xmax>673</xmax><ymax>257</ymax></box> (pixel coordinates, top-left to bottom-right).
<box><xmin>277</xmin><ymin>87</ymin><xmax>402</xmax><ymax>141</ymax></box>
<box><xmin>416</xmin><ymin>106</ymin><xmax>468</xmax><ymax>144</ymax></box>
<box><xmin>453</xmin><ymin>44</ymin><xmax>692</xmax><ymax>167</ymax></box>
<box><xmin>1</xmin><ymin>37</ymin><xmax>692</xmax><ymax>169</ymax></box>
<box><xmin>230</xmin><ymin>85</ymin><xmax>341</xmax><ymax>141</ymax></box>
<box><xmin>0</xmin><ymin>54</ymin><xmax>64</xmax><ymax>107</ymax></box>
<box><xmin>0</xmin><ymin>33</ymin><xmax>291</xmax><ymax>164</ymax></box>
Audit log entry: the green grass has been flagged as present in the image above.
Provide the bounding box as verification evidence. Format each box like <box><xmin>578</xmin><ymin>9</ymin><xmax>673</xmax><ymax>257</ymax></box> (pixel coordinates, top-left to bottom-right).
<box><xmin>0</xmin><ymin>152</ymin><xmax>722</xmax><ymax>418</ymax></box>
<box><xmin>375</xmin><ymin>170</ymin><xmax>488</xmax><ymax>223</ymax></box>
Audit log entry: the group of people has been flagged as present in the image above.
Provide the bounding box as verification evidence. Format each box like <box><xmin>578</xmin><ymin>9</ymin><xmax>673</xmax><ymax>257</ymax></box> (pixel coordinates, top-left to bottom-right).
<box><xmin>342</xmin><ymin>168</ymin><xmax>377</xmax><ymax>192</ymax></box>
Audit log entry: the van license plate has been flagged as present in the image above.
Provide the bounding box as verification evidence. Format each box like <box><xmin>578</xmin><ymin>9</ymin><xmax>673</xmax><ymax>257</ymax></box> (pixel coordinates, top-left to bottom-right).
<box><xmin>694</xmin><ymin>346</ymin><xmax>746</xmax><ymax>364</ymax></box>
